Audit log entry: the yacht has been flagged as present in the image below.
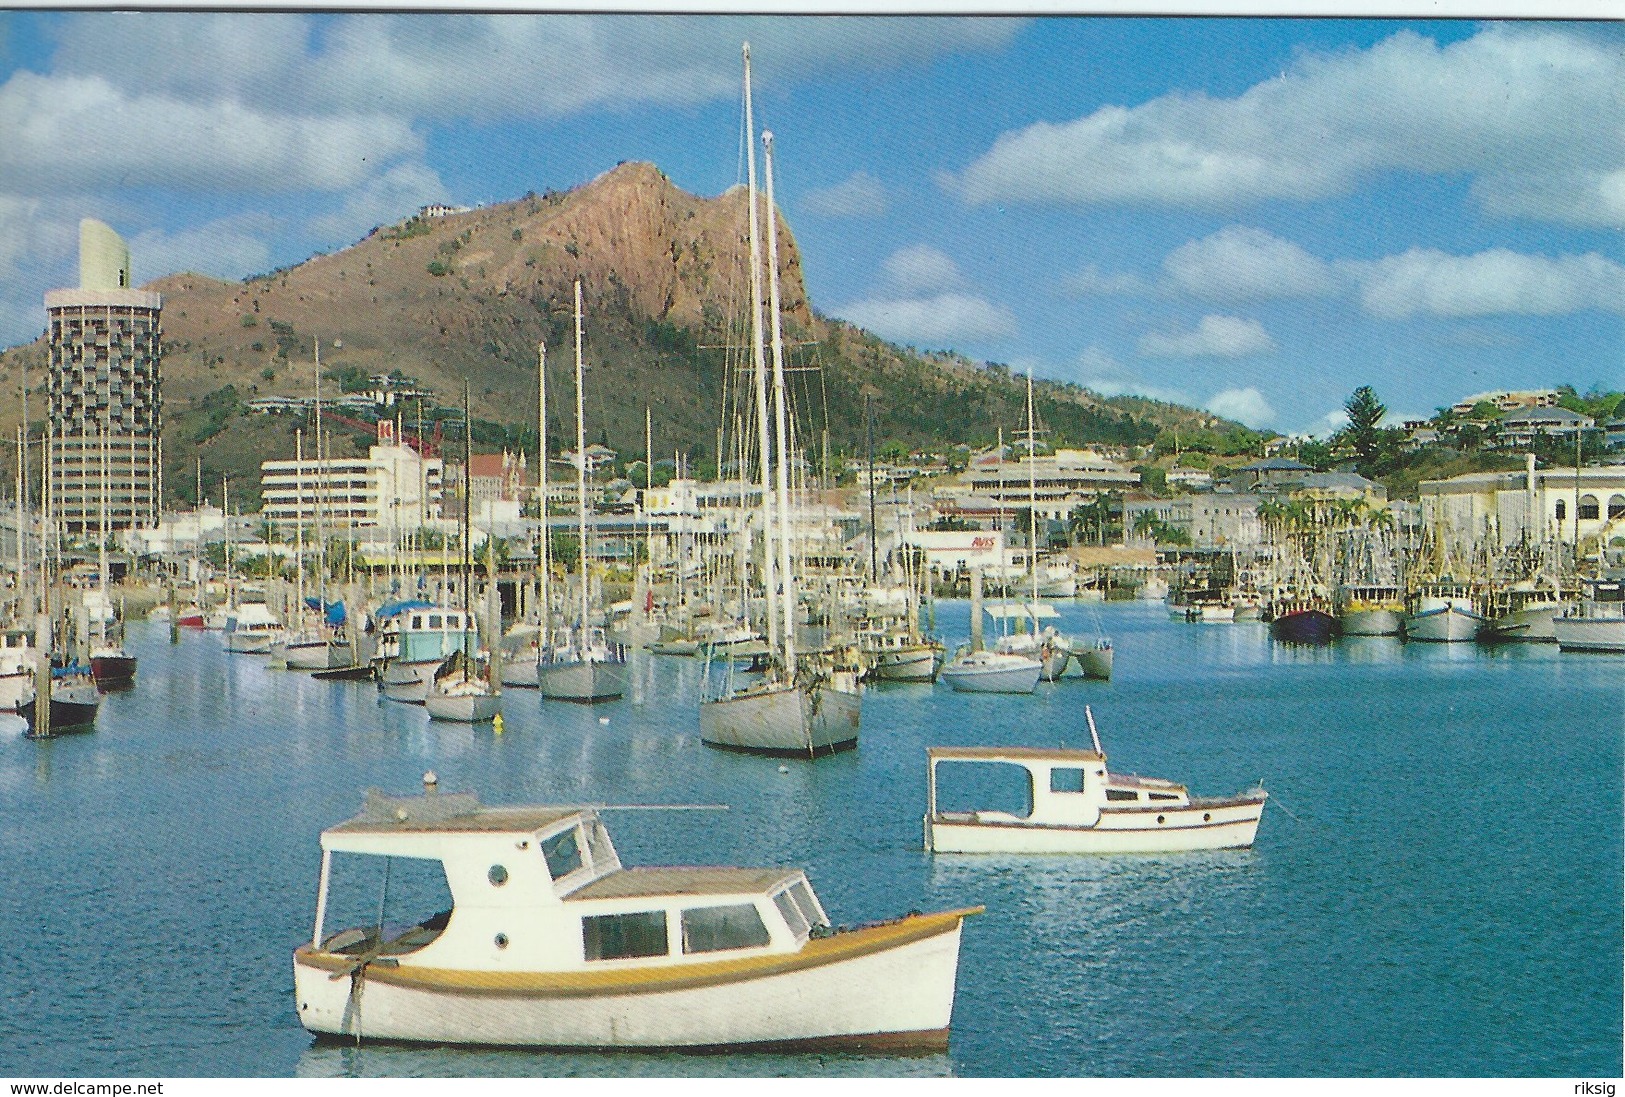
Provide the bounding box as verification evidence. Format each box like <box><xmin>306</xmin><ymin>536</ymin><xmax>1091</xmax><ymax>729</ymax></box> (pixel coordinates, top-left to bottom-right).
<box><xmin>938</xmin><ymin>646</ymin><xmax>1042</xmax><ymax>694</ymax></box>
<box><xmin>293</xmin><ymin>785</ymin><xmax>980</xmax><ymax>1050</ymax></box>
<box><xmin>222</xmin><ymin>602</ymin><xmax>284</xmax><ymax>654</ymax></box>
<box><xmin>1553</xmin><ymin>582</ymin><xmax>1625</xmax><ymax>653</ymax></box>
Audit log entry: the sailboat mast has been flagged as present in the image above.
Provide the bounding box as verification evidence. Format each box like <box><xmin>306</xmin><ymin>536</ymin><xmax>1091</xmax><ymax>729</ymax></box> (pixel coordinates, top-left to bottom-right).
<box><xmin>762</xmin><ymin>130</ymin><xmax>795</xmax><ymax>675</ymax></box>
<box><xmin>574</xmin><ymin>280</ymin><xmax>590</xmax><ymax>644</ymax></box>
<box><xmin>461</xmin><ymin>381</ymin><xmax>474</xmax><ymax>655</ymax></box>
<box><xmin>294</xmin><ymin>429</ymin><xmax>305</xmax><ymax>622</ymax></box>
<box><xmin>742</xmin><ymin>42</ymin><xmax>778</xmax><ymax>651</ymax></box>
<box><xmin>1027</xmin><ymin>368</ymin><xmax>1039</xmax><ymax>610</ymax></box>
<box><xmin>866</xmin><ymin>394</ymin><xmax>878</xmax><ymax>580</ymax></box>
<box><xmin>537</xmin><ymin>343</ymin><xmax>549</xmax><ymax>643</ymax></box>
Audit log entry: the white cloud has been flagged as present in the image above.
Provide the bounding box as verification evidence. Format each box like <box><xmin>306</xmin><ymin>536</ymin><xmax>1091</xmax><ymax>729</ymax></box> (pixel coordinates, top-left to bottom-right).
<box><xmin>957</xmin><ymin>24</ymin><xmax>1625</xmax><ymax>227</ymax></box>
<box><xmin>1070</xmin><ymin>345</ymin><xmax>1191</xmax><ymax>404</ymax></box>
<box><xmin>1206</xmin><ymin>387</ymin><xmax>1276</xmax><ymax>429</ymax></box>
<box><xmin>1138</xmin><ymin>315</ymin><xmax>1275</xmax><ymax>359</ymax></box>
<box><xmin>833</xmin><ymin>292</ymin><xmax>1017</xmax><ymax>346</ymax></box>
<box><xmin>801</xmin><ymin>171</ymin><xmax>887</xmax><ymax>218</ymax></box>
<box><xmin>0</xmin><ymin>71</ymin><xmax>421</xmax><ymax>197</ymax></box>
<box><xmin>1064</xmin><ymin>264</ymin><xmax>1152</xmax><ymax>297</ymax></box>
<box><xmin>307</xmin><ymin>162</ymin><xmax>450</xmax><ymax>243</ymax></box>
<box><xmin>881</xmin><ymin>245</ymin><xmax>964</xmax><ymax>294</ymax></box>
<box><xmin>1349</xmin><ymin>247</ymin><xmax>1625</xmax><ymax>319</ymax></box>
<box><xmin>1163</xmin><ymin>226</ymin><xmax>1341</xmax><ymax>302</ymax></box>
<box><xmin>129</xmin><ymin>214</ymin><xmax>275</xmax><ymax>283</ymax></box>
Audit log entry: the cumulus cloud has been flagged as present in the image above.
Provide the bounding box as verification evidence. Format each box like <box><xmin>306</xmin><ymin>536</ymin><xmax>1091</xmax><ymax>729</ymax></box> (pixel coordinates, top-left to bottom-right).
<box><xmin>1064</xmin><ymin>264</ymin><xmax>1152</xmax><ymax>297</ymax></box>
<box><xmin>1348</xmin><ymin>247</ymin><xmax>1625</xmax><ymax>319</ymax></box>
<box><xmin>1163</xmin><ymin>226</ymin><xmax>1341</xmax><ymax>302</ymax></box>
<box><xmin>1138</xmin><ymin>315</ymin><xmax>1275</xmax><ymax>359</ymax></box>
<box><xmin>801</xmin><ymin>171</ymin><xmax>887</xmax><ymax>218</ymax></box>
<box><xmin>833</xmin><ymin>293</ymin><xmax>1017</xmax><ymax>346</ymax></box>
<box><xmin>307</xmin><ymin>162</ymin><xmax>450</xmax><ymax>243</ymax></box>
<box><xmin>1206</xmin><ymin>387</ymin><xmax>1276</xmax><ymax>429</ymax></box>
<box><xmin>1073</xmin><ymin>344</ymin><xmax>1192</xmax><ymax>404</ymax></box>
<box><xmin>881</xmin><ymin>244</ymin><xmax>964</xmax><ymax>294</ymax></box>
<box><xmin>957</xmin><ymin>24</ymin><xmax>1625</xmax><ymax>227</ymax></box>
<box><xmin>129</xmin><ymin>214</ymin><xmax>275</xmax><ymax>283</ymax></box>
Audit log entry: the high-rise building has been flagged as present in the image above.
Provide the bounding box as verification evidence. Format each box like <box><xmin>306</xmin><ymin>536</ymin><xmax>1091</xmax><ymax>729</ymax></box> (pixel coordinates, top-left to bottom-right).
<box><xmin>44</xmin><ymin>219</ymin><xmax>162</xmax><ymax>535</ymax></box>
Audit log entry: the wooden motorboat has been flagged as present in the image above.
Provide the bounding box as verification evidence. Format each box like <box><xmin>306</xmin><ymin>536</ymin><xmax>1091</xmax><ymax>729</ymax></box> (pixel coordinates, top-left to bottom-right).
<box><xmin>293</xmin><ymin>786</ymin><xmax>979</xmax><ymax>1050</ymax></box>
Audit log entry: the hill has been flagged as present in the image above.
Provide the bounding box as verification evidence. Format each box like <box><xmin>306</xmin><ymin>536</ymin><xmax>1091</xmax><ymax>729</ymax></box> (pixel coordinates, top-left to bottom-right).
<box><xmin>0</xmin><ymin>162</ymin><xmax>1249</xmax><ymax>509</ymax></box>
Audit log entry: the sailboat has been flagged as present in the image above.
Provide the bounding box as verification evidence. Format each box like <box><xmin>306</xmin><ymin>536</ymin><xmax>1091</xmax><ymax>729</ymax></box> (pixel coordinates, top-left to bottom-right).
<box><xmin>537</xmin><ymin>281</ymin><xmax>628</xmax><ymax>704</ymax></box>
<box><xmin>700</xmin><ymin>55</ymin><xmax>860</xmax><ymax>756</ymax></box>
<box><xmin>425</xmin><ymin>382</ymin><xmax>502</xmax><ymax>723</ymax></box>
<box><xmin>280</xmin><ymin>348</ymin><xmax>350</xmax><ymax>671</ymax></box>
<box><xmin>84</xmin><ymin>425</ymin><xmax>136</xmax><ymax>691</ymax></box>
<box><xmin>501</xmin><ymin>344</ymin><xmax>551</xmax><ymax>689</ymax></box>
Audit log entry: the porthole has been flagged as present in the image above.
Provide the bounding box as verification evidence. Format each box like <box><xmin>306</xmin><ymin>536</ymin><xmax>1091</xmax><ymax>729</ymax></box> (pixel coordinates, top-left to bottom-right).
<box><xmin>1203</xmin><ymin>812</ymin><xmax>1212</xmax><ymax>822</ymax></box>
<box><xmin>1156</xmin><ymin>815</ymin><xmax>1166</xmax><ymax>824</ymax></box>
<box><xmin>488</xmin><ymin>864</ymin><xmax>509</xmax><ymax>887</ymax></box>
<box><xmin>494</xmin><ymin>933</ymin><xmax>509</xmax><ymax>949</ymax></box>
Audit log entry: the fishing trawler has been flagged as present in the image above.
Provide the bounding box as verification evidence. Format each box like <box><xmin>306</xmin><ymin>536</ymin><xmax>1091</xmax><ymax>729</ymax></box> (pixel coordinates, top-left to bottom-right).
<box><xmin>292</xmin><ymin>783</ymin><xmax>979</xmax><ymax>1049</ymax></box>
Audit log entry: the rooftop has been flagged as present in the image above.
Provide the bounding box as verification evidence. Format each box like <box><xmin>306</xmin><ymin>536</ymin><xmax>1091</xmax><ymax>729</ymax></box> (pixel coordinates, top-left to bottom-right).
<box><xmin>565</xmin><ymin>866</ymin><xmax>800</xmax><ymax>901</ymax></box>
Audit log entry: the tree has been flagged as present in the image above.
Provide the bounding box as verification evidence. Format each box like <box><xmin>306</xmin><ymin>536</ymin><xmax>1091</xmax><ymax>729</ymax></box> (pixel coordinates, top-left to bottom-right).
<box><xmin>1343</xmin><ymin>386</ymin><xmax>1386</xmax><ymax>475</ymax></box>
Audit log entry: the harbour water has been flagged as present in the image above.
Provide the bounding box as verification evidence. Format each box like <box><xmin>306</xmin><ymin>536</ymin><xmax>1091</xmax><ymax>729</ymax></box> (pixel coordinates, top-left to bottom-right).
<box><xmin>1</xmin><ymin>600</ymin><xmax>1619</xmax><ymax>1078</ymax></box>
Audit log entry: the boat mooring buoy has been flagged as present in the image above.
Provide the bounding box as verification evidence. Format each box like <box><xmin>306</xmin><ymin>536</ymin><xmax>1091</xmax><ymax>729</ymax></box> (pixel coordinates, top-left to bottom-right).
<box><xmin>598</xmin><ymin>716</ymin><xmax>610</xmax><ymax>725</ymax></box>
<box><xmin>778</xmin><ymin>765</ymin><xmax>789</xmax><ymax>774</ymax></box>
<box><xmin>493</xmin><ymin>714</ymin><xmax>504</xmax><ymax>735</ymax></box>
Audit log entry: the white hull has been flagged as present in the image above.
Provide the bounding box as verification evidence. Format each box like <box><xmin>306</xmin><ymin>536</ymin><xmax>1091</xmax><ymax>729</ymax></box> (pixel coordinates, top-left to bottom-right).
<box><xmin>285</xmin><ymin>639</ymin><xmax>348</xmax><ymax>670</ymax></box>
<box><xmin>499</xmin><ymin>655</ymin><xmax>542</xmax><ymax>688</ymax></box>
<box><xmin>1199</xmin><ymin>605</ymin><xmax>1235</xmax><ymax>623</ymax></box>
<box><xmin>294</xmin><ymin>917</ymin><xmax>963</xmax><ymax>1049</ymax></box>
<box><xmin>1338</xmin><ymin>608</ymin><xmax>1404</xmax><ymax>636</ymax></box>
<box><xmin>424</xmin><ymin>691</ymin><xmax>502</xmax><ymax>722</ymax></box>
<box><xmin>1404</xmin><ymin>603</ymin><xmax>1482</xmax><ymax>642</ymax></box>
<box><xmin>1072</xmin><ymin>645</ymin><xmax>1113</xmax><ymax>680</ymax></box>
<box><xmin>930</xmin><ymin>796</ymin><xmax>1265</xmax><ymax>854</ymax></box>
<box><xmin>1037</xmin><ymin>577</ymin><xmax>1077</xmax><ymax>598</ymax></box>
<box><xmin>539</xmin><ymin>659</ymin><xmax>627</xmax><ymax>703</ymax></box>
<box><xmin>0</xmin><ymin>670</ymin><xmax>32</xmax><ymax>712</ymax></box>
<box><xmin>1554</xmin><ymin>615</ymin><xmax>1625</xmax><ymax>652</ymax></box>
<box><xmin>225</xmin><ymin>632</ymin><xmax>280</xmax><ymax>654</ymax></box>
<box><xmin>939</xmin><ymin>658</ymin><xmax>1041</xmax><ymax>694</ymax></box>
<box><xmin>700</xmin><ymin>681</ymin><xmax>860</xmax><ymax>755</ymax></box>
<box><xmin>380</xmin><ymin>661</ymin><xmax>436</xmax><ymax>704</ymax></box>
<box><xmin>1484</xmin><ymin>603</ymin><xmax>1569</xmax><ymax>643</ymax></box>
<box><xmin>872</xmin><ymin>647</ymin><xmax>941</xmax><ymax>682</ymax></box>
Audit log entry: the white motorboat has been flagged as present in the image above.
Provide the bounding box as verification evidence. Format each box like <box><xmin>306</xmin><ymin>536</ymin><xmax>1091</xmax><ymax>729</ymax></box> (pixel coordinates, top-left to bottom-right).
<box><xmin>1403</xmin><ymin>584</ymin><xmax>1483</xmax><ymax>643</ymax></box>
<box><xmin>539</xmin><ymin>627</ymin><xmax>628</xmax><ymax>704</ymax></box>
<box><xmin>925</xmin><ymin>708</ymin><xmax>1266</xmax><ymax>854</ymax></box>
<box><xmin>1554</xmin><ymin>583</ymin><xmax>1625</xmax><ymax>652</ymax></box>
<box><xmin>938</xmin><ymin>647</ymin><xmax>1042</xmax><ymax>694</ymax></box>
<box><xmin>294</xmin><ymin>785</ymin><xmax>979</xmax><ymax>1050</ymax></box>
<box><xmin>0</xmin><ymin>628</ymin><xmax>36</xmax><ymax>712</ymax></box>
<box><xmin>223</xmin><ymin>602</ymin><xmax>284</xmax><ymax>654</ymax></box>
<box><xmin>1067</xmin><ymin>637</ymin><xmax>1114</xmax><ymax>680</ymax></box>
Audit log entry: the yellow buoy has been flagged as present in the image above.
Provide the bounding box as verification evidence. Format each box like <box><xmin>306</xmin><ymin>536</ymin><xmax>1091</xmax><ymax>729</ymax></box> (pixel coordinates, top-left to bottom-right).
<box><xmin>493</xmin><ymin>713</ymin><xmax>505</xmax><ymax>735</ymax></box>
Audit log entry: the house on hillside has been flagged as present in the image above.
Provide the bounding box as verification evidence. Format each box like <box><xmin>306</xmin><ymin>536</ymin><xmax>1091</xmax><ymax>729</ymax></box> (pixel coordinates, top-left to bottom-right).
<box><xmin>1494</xmin><ymin>407</ymin><xmax>1595</xmax><ymax>448</ymax></box>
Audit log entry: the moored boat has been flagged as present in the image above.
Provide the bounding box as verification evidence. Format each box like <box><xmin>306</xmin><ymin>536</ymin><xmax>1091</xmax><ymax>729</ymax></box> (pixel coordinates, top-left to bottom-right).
<box><xmin>1268</xmin><ymin>600</ymin><xmax>1339</xmax><ymax>644</ymax></box>
<box><xmin>1553</xmin><ymin>582</ymin><xmax>1625</xmax><ymax>653</ymax></box>
<box><xmin>0</xmin><ymin>628</ymin><xmax>37</xmax><ymax>712</ymax></box>
<box><xmin>1335</xmin><ymin>583</ymin><xmax>1405</xmax><ymax>637</ymax></box>
<box><xmin>1477</xmin><ymin>583</ymin><xmax>1571</xmax><ymax>643</ymax></box>
<box><xmin>1403</xmin><ymin>583</ymin><xmax>1482</xmax><ymax>643</ymax></box>
<box><xmin>20</xmin><ymin>663</ymin><xmax>101</xmax><ymax>737</ymax></box>
<box><xmin>938</xmin><ymin>647</ymin><xmax>1042</xmax><ymax>694</ymax></box>
<box><xmin>1068</xmin><ymin>637</ymin><xmax>1113</xmax><ymax>680</ymax></box>
<box><xmin>293</xmin><ymin>785</ymin><xmax>979</xmax><ymax>1050</ymax></box>
<box><xmin>223</xmin><ymin>602</ymin><xmax>284</xmax><ymax>654</ymax></box>
<box><xmin>925</xmin><ymin>708</ymin><xmax>1266</xmax><ymax>854</ymax></box>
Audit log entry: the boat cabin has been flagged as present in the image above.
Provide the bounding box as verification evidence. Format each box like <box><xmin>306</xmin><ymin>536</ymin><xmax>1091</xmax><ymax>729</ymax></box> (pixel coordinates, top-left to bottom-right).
<box><xmin>377</xmin><ymin>608</ymin><xmax>477</xmax><ymax>664</ymax></box>
<box><xmin>307</xmin><ymin>790</ymin><xmax>832</xmax><ymax>975</ymax></box>
<box><xmin>926</xmin><ymin>745</ymin><xmax>1191</xmax><ymax>831</ymax></box>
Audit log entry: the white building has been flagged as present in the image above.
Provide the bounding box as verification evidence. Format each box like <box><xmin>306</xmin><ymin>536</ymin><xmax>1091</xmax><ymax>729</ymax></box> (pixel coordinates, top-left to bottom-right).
<box><xmin>1419</xmin><ymin>458</ymin><xmax>1625</xmax><ymax>559</ymax></box>
<box><xmin>260</xmin><ymin>443</ymin><xmax>443</xmax><ymax>534</ymax></box>
<box><xmin>903</xmin><ymin>529</ymin><xmax>1007</xmax><ymax>574</ymax></box>
<box><xmin>942</xmin><ymin>448</ymin><xmax>1138</xmax><ymax>522</ymax></box>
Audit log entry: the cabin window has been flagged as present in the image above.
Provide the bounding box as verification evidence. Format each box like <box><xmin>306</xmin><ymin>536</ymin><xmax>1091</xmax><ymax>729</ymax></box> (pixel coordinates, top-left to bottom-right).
<box><xmin>1148</xmin><ymin>792</ymin><xmax>1179</xmax><ymax>801</ymax></box>
<box><xmin>410</xmin><ymin>616</ymin><xmax>422</xmax><ymax>629</ymax></box>
<box><xmin>773</xmin><ymin>889</ymin><xmax>810</xmax><ymax>938</ymax></box>
<box><xmin>582</xmin><ymin>911</ymin><xmax>668</xmax><ymax>961</ymax></box>
<box><xmin>1050</xmin><ymin>767</ymin><xmax>1086</xmax><ymax>793</ymax></box>
<box><xmin>540</xmin><ymin>827</ymin><xmax>583</xmax><ymax>880</ymax></box>
<box><xmin>681</xmin><ymin>903</ymin><xmax>771</xmax><ymax>954</ymax></box>
<box><xmin>429</xmin><ymin>615</ymin><xmax>442</xmax><ymax>629</ymax></box>
<box><xmin>1105</xmin><ymin>789</ymin><xmax>1139</xmax><ymax>802</ymax></box>
<box><xmin>788</xmin><ymin>880</ymin><xmax>828</xmax><ymax>928</ymax></box>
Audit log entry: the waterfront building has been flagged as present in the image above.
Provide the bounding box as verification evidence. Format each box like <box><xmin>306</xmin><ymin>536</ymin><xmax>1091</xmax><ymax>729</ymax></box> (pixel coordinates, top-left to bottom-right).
<box><xmin>44</xmin><ymin>220</ymin><xmax>162</xmax><ymax>535</ymax></box>
<box><xmin>939</xmin><ymin>447</ymin><xmax>1137</xmax><ymax>522</ymax></box>
<box><xmin>259</xmin><ymin>442</ymin><xmax>442</xmax><ymax>534</ymax></box>
<box><xmin>1125</xmin><ymin>494</ymin><xmax>1266</xmax><ymax>550</ymax></box>
<box><xmin>1419</xmin><ymin>460</ymin><xmax>1625</xmax><ymax>559</ymax></box>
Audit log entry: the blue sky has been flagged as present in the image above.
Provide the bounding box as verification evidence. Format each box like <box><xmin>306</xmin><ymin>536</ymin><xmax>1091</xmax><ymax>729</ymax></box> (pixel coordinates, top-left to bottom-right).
<box><xmin>1</xmin><ymin>14</ymin><xmax>1620</xmax><ymax>436</ymax></box>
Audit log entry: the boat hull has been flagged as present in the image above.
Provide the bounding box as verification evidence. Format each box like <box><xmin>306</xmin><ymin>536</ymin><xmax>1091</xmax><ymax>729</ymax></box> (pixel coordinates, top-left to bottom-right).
<box><xmin>293</xmin><ymin>910</ymin><xmax>965</xmax><ymax>1050</ymax></box>
<box><xmin>871</xmin><ymin>647</ymin><xmax>941</xmax><ymax>682</ymax></box>
<box><xmin>539</xmin><ymin>660</ymin><xmax>627</xmax><ymax>703</ymax></box>
<box><xmin>1071</xmin><ymin>645</ymin><xmax>1113</xmax><ymax>680</ymax></box>
<box><xmin>20</xmin><ymin>689</ymin><xmax>101</xmax><ymax>736</ymax></box>
<box><xmin>1554</xmin><ymin>615</ymin><xmax>1625</xmax><ymax>653</ymax></box>
<box><xmin>225</xmin><ymin>632</ymin><xmax>280</xmax><ymax>654</ymax></box>
<box><xmin>939</xmin><ymin>659</ymin><xmax>1041</xmax><ymax>694</ymax></box>
<box><xmin>499</xmin><ymin>655</ymin><xmax>542</xmax><ymax>688</ymax></box>
<box><xmin>1269</xmin><ymin>609</ymin><xmax>1338</xmax><ymax>644</ymax></box>
<box><xmin>379</xmin><ymin>660</ymin><xmax>436</xmax><ymax>704</ymax></box>
<box><xmin>929</xmin><ymin>795</ymin><xmax>1265</xmax><ymax>854</ymax></box>
<box><xmin>1481</xmin><ymin>603</ymin><xmax>1568</xmax><ymax>643</ymax></box>
<box><xmin>700</xmin><ymin>681</ymin><xmax>860</xmax><ymax>755</ymax></box>
<box><xmin>0</xmin><ymin>670</ymin><xmax>31</xmax><ymax>712</ymax></box>
<box><xmin>284</xmin><ymin>640</ymin><xmax>348</xmax><ymax>671</ymax></box>
<box><xmin>90</xmin><ymin>654</ymin><xmax>137</xmax><ymax>691</ymax></box>
<box><xmin>1336</xmin><ymin>608</ymin><xmax>1403</xmax><ymax>637</ymax></box>
<box><xmin>1403</xmin><ymin>604</ymin><xmax>1482</xmax><ymax>643</ymax></box>
<box><xmin>424</xmin><ymin>692</ymin><xmax>502</xmax><ymax>723</ymax></box>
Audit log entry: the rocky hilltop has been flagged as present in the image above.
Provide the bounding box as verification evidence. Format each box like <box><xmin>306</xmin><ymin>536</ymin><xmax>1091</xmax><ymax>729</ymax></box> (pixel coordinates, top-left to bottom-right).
<box><xmin>0</xmin><ymin>161</ymin><xmax>1245</xmax><ymax>506</ymax></box>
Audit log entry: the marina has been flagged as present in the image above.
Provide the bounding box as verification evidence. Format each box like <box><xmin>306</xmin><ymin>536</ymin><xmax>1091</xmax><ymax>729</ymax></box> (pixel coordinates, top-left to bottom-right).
<box><xmin>0</xmin><ymin>598</ymin><xmax>1618</xmax><ymax>1077</ymax></box>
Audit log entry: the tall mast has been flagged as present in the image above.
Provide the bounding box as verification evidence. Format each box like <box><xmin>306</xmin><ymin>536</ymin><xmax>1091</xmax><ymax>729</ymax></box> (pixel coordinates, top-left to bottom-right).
<box><xmin>461</xmin><ymin>380</ymin><xmax>473</xmax><ymax>655</ymax></box>
<box><xmin>99</xmin><ymin>422</ymin><xmax>109</xmax><ymax>604</ymax></box>
<box><xmin>866</xmin><ymin>394</ymin><xmax>878</xmax><ymax>581</ymax></box>
<box><xmin>294</xmin><ymin>429</ymin><xmax>305</xmax><ymax>624</ymax></box>
<box><xmin>574</xmin><ymin>280</ymin><xmax>590</xmax><ymax>644</ymax></box>
<box><xmin>1027</xmin><ymin>367</ymin><xmax>1040</xmax><ymax>611</ymax></box>
<box><xmin>742</xmin><ymin>41</ymin><xmax>778</xmax><ymax>651</ymax></box>
<box><xmin>762</xmin><ymin>129</ymin><xmax>795</xmax><ymax>675</ymax></box>
<box><xmin>312</xmin><ymin>340</ymin><xmax>326</xmax><ymax>597</ymax></box>
<box><xmin>537</xmin><ymin>343</ymin><xmax>549</xmax><ymax>642</ymax></box>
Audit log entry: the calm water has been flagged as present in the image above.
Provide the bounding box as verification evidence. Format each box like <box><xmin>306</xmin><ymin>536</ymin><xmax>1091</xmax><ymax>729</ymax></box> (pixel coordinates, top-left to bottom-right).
<box><xmin>1</xmin><ymin>601</ymin><xmax>1619</xmax><ymax>1078</ymax></box>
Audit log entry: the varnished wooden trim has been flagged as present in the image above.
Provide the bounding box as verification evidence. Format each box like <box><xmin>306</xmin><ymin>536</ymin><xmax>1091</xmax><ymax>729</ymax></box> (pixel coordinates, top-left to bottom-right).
<box><xmin>296</xmin><ymin>906</ymin><xmax>981</xmax><ymax>999</ymax></box>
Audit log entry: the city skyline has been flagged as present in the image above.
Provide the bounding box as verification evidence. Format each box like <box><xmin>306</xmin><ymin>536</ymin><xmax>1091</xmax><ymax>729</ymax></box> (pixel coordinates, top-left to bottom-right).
<box><xmin>1</xmin><ymin>13</ymin><xmax>1619</xmax><ymax>438</ymax></box>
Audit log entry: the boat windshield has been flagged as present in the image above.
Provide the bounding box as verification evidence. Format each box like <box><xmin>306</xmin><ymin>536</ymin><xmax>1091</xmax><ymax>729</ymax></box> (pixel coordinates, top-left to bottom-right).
<box><xmin>319</xmin><ymin>852</ymin><xmax>453</xmax><ymax>958</ymax></box>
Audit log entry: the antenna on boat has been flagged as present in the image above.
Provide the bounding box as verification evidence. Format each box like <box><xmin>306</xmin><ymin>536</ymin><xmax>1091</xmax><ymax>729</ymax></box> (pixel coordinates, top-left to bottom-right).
<box><xmin>1084</xmin><ymin>704</ymin><xmax>1103</xmax><ymax>755</ymax></box>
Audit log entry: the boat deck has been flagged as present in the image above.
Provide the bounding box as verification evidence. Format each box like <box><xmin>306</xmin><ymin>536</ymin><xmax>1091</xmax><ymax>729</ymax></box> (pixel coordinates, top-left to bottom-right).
<box><xmin>565</xmin><ymin>866</ymin><xmax>800</xmax><ymax>901</ymax></box>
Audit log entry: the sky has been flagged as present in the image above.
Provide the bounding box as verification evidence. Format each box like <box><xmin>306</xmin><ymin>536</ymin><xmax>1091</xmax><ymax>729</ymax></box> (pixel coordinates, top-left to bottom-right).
<box><xmin>0</xmin><ymin>13</ymin><xmax>1620</xmax><ymax>437</ymax></box>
